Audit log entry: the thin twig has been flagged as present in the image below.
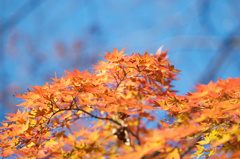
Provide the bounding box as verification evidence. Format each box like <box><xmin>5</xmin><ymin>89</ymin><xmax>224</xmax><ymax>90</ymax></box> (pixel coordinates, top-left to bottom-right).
<box><xmin>180</xmin><ymin>136</ymin><xmax>202</xmax><ymax>158</ymax></box>
<box><xmin>136</xmin><ymin>117</ymin><xmax>141</xmax><ymax>145</ymax></box>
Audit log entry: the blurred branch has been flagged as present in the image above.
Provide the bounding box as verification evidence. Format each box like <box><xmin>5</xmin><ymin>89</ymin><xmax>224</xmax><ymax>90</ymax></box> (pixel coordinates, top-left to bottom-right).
<box><xmin>198</xmin><ymin>25</ymin><xmax>240</xmax><ymax>84</ymax></box>
<box><xmin>0</xmin><ymin>0</ymin><xmax>44</xmax><ymax>34</ymax></box>
<box><xmin>197</xmin><ymin>1</ymin><xmax>240</xmax><ymax>84</ymax></box>
<box><xmin>0</xmin><ymin>0</ymin><xmax>44</xmax><ymax>114</ymax></box>
<box><xmin>198</xmin><ymin>0</ymin><xmax>215</xmax><ymax>33</ymax></box>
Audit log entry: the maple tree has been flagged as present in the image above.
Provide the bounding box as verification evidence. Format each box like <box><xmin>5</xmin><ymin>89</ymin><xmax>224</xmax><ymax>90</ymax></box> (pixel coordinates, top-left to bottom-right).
<box><xmin>0</xmin><ymin>47</ymin><xmax>240</xmax><ymax>159</ymax></box>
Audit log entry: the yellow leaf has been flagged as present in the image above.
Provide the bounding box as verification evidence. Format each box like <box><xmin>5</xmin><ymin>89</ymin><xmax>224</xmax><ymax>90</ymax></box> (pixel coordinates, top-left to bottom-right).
<box><xmin>44</xmin><ymin>138</ymin><xmax>59</xmax><ymax>148</ymax></box>
<box><xmin>196</xmin><ymin>145</ymin><xmax>204</xmax><ymax>153</ymax></box>
<box><xmin>166</xmin><ymin>148</ymin><xmax>180</xmax><ymax>159</ymax></box>
<box><xmin>197</xmin><ymin>137</ymin><xmax>210</xmax><ymax>145</ymax></box>
<box><xmin>27</xmin><ymin>142</ymin><xmax>35</xmax><ymax>148</ymax></box>
<box><xmin>208</xmin><ymin>148</ymin><xmax>216</xmax><ymax>157</ymax></box>
<box><xmin>191</xmin><ymin>145</ymin><xmax>204</xmax><ymax>159</ymax></box>
<box><xmin>212</xmin><ymin>134</ymin><xmax>231</xmax><ymax>147</ymax></box>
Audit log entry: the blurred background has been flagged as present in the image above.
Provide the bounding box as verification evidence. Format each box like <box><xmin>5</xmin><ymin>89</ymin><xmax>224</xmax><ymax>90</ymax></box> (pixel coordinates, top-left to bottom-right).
<box><xmin>0</xmin><ymin>0</ymin><xmax>240</xmax><ymax>120</ymax></box>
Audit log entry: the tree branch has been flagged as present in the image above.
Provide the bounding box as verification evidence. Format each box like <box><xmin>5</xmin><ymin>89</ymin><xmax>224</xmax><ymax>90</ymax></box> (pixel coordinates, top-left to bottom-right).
<box><xmin>0</xmin><ymin>0</ymin><xmax>44</xmax><ymax>34</ymax></box>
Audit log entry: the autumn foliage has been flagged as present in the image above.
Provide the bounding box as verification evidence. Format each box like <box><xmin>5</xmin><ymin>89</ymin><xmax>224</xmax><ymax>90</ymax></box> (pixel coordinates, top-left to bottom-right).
<box><xmin>1</xmin><ymin>47</ymin><xmax>240</xmax><ymax>159</ymax></box>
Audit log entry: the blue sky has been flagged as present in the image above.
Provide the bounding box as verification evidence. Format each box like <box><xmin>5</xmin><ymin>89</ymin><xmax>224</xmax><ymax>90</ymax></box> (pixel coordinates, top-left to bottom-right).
<box><xmin>0</xmin><ymin>1</ymin><xmax>240</xmax><ymax>121</ymax></box>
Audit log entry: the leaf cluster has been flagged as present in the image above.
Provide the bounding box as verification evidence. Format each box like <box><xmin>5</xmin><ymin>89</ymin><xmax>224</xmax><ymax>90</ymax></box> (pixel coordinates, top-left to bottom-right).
<box><xmin>1</xmin><ymin>47</ymin><xmax>240</xmax><ymax>159</ymax></box>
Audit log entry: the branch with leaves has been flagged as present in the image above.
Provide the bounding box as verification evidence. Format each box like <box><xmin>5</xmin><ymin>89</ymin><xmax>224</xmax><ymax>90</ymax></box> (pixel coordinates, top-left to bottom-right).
<box><xmin>1</xmin><ymin>47</ymin><xmax>240</xmax><ymax>159</ymax></box>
